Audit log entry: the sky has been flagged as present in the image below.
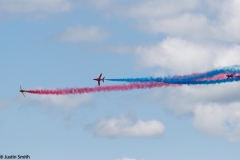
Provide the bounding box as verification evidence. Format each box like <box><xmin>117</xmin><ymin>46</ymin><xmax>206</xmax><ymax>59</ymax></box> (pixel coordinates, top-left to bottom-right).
<box><xmin>1</xmin><ymin>0</ymin><xmax>240</xmax><ymax>160</ymax></box>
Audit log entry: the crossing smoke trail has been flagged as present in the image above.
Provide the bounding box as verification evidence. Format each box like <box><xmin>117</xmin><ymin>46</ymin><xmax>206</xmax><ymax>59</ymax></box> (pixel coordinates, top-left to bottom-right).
<box><xmin>25</xmin><ymin>65</ymin><xmax>240</xmax><ymax>96</ymax></box>
<box><xmin>106</xmin><ymin>65</ymin><xmax>240</xmax><ymax>84</ymax></box>
<box><xmin>26</xmin><ymin>82</ymin><xmax>180</xmax><ymax>95</ymax></box>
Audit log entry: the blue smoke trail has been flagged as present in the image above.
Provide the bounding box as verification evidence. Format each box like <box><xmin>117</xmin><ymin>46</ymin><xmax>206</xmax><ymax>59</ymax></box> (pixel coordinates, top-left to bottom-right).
<box><xmin>166</xmin><ymin>78</ymin><xmax>240</xmax><ymax>85</ymax></box>
<box><xmin>106</xmin><ymin>65</ymin><xmax>240</xmax><ymax>84</ymax></box>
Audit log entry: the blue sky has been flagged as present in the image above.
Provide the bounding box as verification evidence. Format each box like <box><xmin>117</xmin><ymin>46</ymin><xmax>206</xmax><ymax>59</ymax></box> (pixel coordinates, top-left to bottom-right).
<box><xmin>1</xmin><ymin>0</ymin><xmax>240</xmax><ymax>160</ymax></box>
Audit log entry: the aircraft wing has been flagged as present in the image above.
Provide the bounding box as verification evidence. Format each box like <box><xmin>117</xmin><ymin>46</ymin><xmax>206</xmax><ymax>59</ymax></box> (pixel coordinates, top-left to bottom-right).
<box><xmin>99</xmin><ymin>73</ymin><xmax>102</xmax><ymax>79</ymax></box>
<box><xmin>98</xmin><ymin>81</ymin><xmax>100</xmax><ymax>86</ymax></box>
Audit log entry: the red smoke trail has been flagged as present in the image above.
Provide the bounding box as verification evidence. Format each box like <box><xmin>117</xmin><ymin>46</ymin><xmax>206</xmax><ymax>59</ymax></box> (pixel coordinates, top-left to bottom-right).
<box><xmin>26</xmin><ymin>82</ymin><xmax>180</xmax><ymax>95</ymax></box>
<box><xmin>197</xmin><ymin>73</ymin><xmax>227</xmax><ymax>81</ymax></box>
<box><xmin>197</xmin><ymin>73</ymin><xmax>240</xmax><ymax>81</ymax></box>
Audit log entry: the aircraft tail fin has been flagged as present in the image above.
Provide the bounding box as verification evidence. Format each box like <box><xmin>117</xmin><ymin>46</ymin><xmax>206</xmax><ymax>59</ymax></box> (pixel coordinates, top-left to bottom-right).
<box><xmin>102</xmin><ymin>77</ymin><xmax>105</xmax><ymax>83</ymax></box>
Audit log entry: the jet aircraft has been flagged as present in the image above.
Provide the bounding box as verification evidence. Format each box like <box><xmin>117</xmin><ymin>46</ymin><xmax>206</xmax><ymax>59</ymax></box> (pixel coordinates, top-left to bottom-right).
<box><xmin>226</xmin><ymin>74</ymin><xmax>234</xmax><ymax>79</ymax></box>
<box><xmin>19</xmin><ymin>85</ymin><xmax>27</xmax><ymax>97</ymax></box>
<box><xmin>93</xmin><ymin>73</ymin><xmax>105</xmax><ymax>86</ymax></box>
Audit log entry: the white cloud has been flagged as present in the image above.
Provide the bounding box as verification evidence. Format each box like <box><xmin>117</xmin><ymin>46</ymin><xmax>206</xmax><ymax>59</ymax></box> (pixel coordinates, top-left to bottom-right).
<box><xmin>0</xmin><ymin>100</ymin><xmax>10</xmax><ymax>111</ymax></box>
<box><xmin>143</xmin><ymin>14</ymin><xmax>213</xmax><ymax>39</ymax></box>
<box><xmin>89</xmin><ymin>0</ymin><xmax>115</xmax><ymax>9</ymax></box>
<box><xmin>20</xmin><ymin>93</ymin><xmax>93</xmax><ymax>110</ymax></box>
<box><xmin>87</xmin><ymin>0</ymin><xmax>240</xmax><ymax>42</ymax></box>
<box><xmin>6</xmin><ymin>0</ymin><xmax>238</xmax><ymax>42</ymax></box>
<box><xmin>135</xmin><ymin>37</ymin><xmax>214</xmax><ymax>75</ymax></box>
<box><xmin>105</xmin><ymin>45</ymin><xmax>134</xmax><ymax>55</ymax></box>
<box><xmin>217</xmin><ymin>0</ymin><xmax>240</xmax><ymax>42</ymax></box>
<box><xmin>128</xmin><ymin>0</ymin><xmax>199</xmax><ymax>18</ymax></box>
<box><xmin>116</xmin><ymin>157</ymin><xmax>136</xmax><ymax>160</ymax></box>
<box><xmin>0</xmin><ymin>0</ymin><xmax>72</xmax><ymax>14</ymax></box>
<box><xmin>125</xmin><ymin>0</ymin><xmax>215</xmax><ymax>40</ymax></box>
<box><xmin>86</xmin><ymin>115</ymin><xmax>165</xmax><ymax>138</ymax></box>
<box><xmin>193</xmin><ymin>102</ymin><xmax>240</xmax><ymax>142</ymax></box>
<box><xmin>135</xmin><ymin>37</ymin><xmax>240</xmax><ymax>75</ymax></box>
<box><xmin>145</xmin><ymin>81</ymin><xmax>240</xmax><ymax>141</ymax></box>
<box><xmin>136</xmin><ymin>0</ymin><xmax>240</xmax><ymax>42</ymax></box>
<box><xmin>150</xmin><ymin>82</ymin><xmax>240</xmax><ymax>114</ymax></box>
<box><xmin>55</xmin><ymin>25</ymin><xmax>109</xmax><ymax>42</ymax></box>
<box><xmin>214</xmin><ymin>45</ymin><xmax>240</xmax><ymax>67</ymax></box>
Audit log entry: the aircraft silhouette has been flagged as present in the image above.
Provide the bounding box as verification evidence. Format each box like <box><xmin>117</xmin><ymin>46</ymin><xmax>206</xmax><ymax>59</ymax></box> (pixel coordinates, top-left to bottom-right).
<box><xmin>93</xmin><ymin>73</ymin><xmax>105</xmax><ymax>86</ymax></box>
<box><xmin>19</xmin><ymin>85</ymin><xmax>27</xmax><ymax>97</ymax></box>
<box><xmin>226</xmin><ymin>74</ymin><xmax>234</xmax><ymax>79</ymax></box>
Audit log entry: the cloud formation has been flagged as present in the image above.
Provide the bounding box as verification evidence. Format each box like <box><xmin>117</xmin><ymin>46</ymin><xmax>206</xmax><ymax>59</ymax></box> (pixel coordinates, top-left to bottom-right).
<box><xmin>0</xmin><ymin>100</ymin><xmax>10</xmax><ymax>111</ymax></box>
<box><xmin>146</xmin><ymin>78</ymin><xmax>240</xmax><ymax>141</ymax></box>
<box><xmin>0</xmin><ymin>0</ymin><xmax>72</xmax><ymax>14</ymax></box>
<box><xmin>134</xmin><ymin>35</ymin><xmax>240</xmax><ymax>141</ymax></box>
<box><xmin>86</xmin><ymin>115</ymin><xmax>165</xmax><ymax>138</ymax></box>
<box><xmin>135</xmin><ymin>37</ymin><xmax>240</xmax><ymax>75</ymax></box>
<box><xmin>88</xmin><ymin>0</ymin><xmax>240</xmax><ymax>42</ymax></box>
<box><xmin>116</xmin><ymin>158</ymin><xmax>146</xmax><ymax>160</ymax></box>
<box><xmin>55</xmin><ymin>25</ymin><xmax>109</xmax><ymax>42</ymax></box>
<box><xmin>116</xmin><ymin>158</ymin><xmax>138</xmax><ymax>160</ymax></box>
<box><xmin>193</xmin><ymin>102</ymin><xmax>240</xmax><ymax>142</ymax></box>
<box><xmin>129</xmin><ymin>0</ymin><xmax>240</xmax><ymax>42</ymax></box>
<box><xmin>20</xmin><ymin>93</ymin><xmax>93</xmax><ymax>110</ymax></box>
